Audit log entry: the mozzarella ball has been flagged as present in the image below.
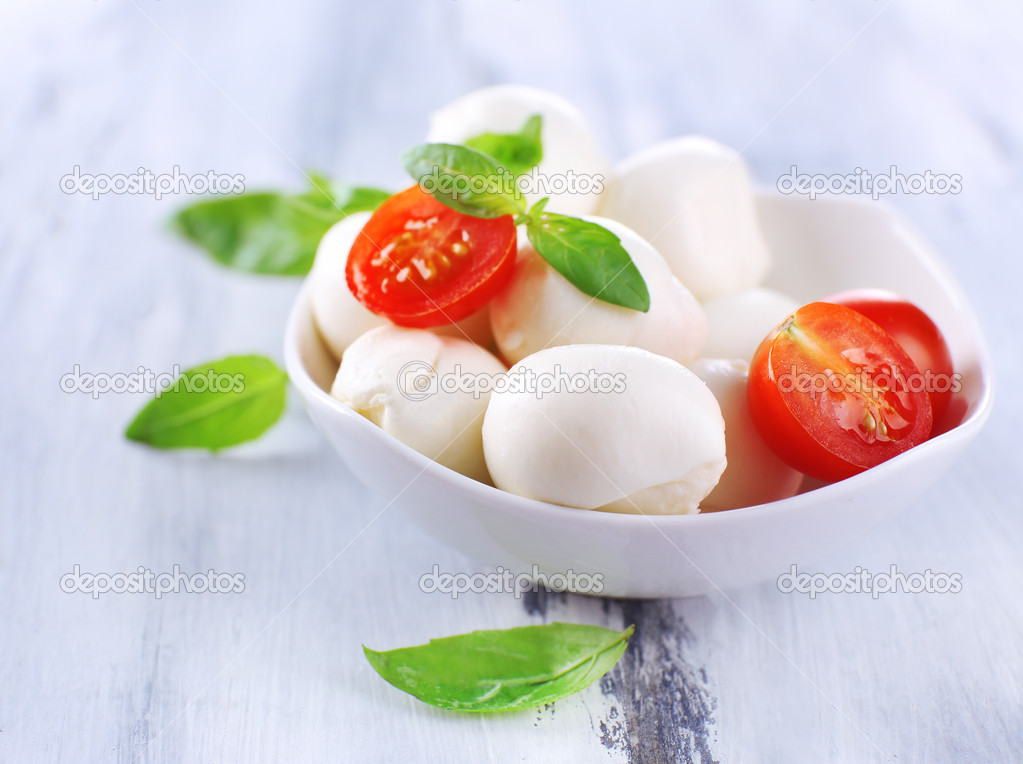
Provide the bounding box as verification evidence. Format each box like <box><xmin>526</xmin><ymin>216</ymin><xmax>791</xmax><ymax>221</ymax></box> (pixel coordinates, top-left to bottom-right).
<box><xmin>597</xmin><ymin>136</ymin><xmax>771</xmax><ymax>300</ymax></box>
<box><xmin>426</xmin><ymin>84</ymin><xmax>609</xmax><ymax>216</ymax></box>
<box><xmin>309</xmin><ymin>212</ymin><xmax>388</xmax><ymax>359</ymax></box>
<box><xmin>308</xmin><ymin>214</ymin><xmax>493</xmax><ymax>359</ymax></box>
<box><xmin>483</xmin><ymin>345</ymin><xmax>726</xmax><ymax>514</ymax></box>
<box><xmin>489</xmin><ymin>216</ymin><xmax>705</xmax><ymax>365</ymax></box>
<box><xmin>331</xmin><ymin>326</ymin><xmax>505</xmax><ymax>483</ymax></box>
<box><xmin>688</xmin><ymin>359</ymin><xmax>803</xmax><ymax>510</ymax></box>
<box><xmin>702</xmin><ymin>287</ymin><xmax>799</xmax><ymax>363</ymax></box>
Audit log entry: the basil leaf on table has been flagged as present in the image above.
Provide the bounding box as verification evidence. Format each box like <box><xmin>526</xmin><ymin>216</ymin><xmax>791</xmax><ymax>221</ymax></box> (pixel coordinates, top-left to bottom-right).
<box><xmin>464</xmin><ymin>114</ymin><xmax>544</xmax><ymax>176</ymax></box>
<box><xmin>170</xmin><ymin>180</ymin><xmax>390</xmax><ymax>276</ymax></box>
<box><xmin>524</xmin><ymin>199</ymin><xmax>650</xmax><ymax>312</ymax></box>
<box><xmin>402</xmin><ymin>142</ymin><xmax>526</xmax><ymax>219</ymax></box>
<box><xmin>125</xmin><ymin>355</ymin><xmax>288</xmax><ymax>451</ymax></box>
<box><xmin>364</xmin><ymin>622</ymin><xmax>634</xmax><ymax>712</ymax></box>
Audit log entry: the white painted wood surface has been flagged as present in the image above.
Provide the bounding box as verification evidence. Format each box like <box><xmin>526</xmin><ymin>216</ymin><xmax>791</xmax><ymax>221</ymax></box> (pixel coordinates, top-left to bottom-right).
<box><xmin>2</xmin><ymin>0</ymin><xmax>1021</xmax><ymax>761</ymax></box>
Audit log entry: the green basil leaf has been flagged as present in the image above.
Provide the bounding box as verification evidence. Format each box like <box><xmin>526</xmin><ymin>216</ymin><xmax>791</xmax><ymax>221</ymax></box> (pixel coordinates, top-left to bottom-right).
<box><xmin>328</xmin><ymin>185</ymin><xmax>392</xmax><ymax>212</ymax></box>
<box><xmin>464</xmin><ymin>114</ymin><xmax>543</xmax><ymax>176</ymax></box>
<box><xmin>170</xmin><ymin>179</ymin><xmax>390</xmax><ymax>276</ymax></box>
<box><xmin>402</xmin><ymin>143</ymin><xmax>525</xmax><ymax>218</ymax></box>
<box><xmin>364</xmin><ymin>622</ymin><xmax>634</xmax><ymax>712</ymax></box>
<box><xmin>307</xmin><ymin>173</ymin><xmax>392</xmax><ymax>214</ymax></box>
<box><xmin>525</xmin><ymin>204</ymin><xmax>650</xmax><ymax>312</ymax></box>
<box><xmin>125</xmin><ymin>355</ymin><xmax>288</xmax><ymax>451</ymax></box>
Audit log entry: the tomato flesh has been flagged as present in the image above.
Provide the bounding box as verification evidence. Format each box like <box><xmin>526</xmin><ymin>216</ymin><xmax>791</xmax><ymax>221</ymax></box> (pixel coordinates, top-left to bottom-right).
<box><xmin>748</xmin><ymin>302</ymin><xmax>934</xmax><ymax>482</ymax></box>
<box><xmin>825</xmin><ymin>289</ymin><xmax>955</xmax><ymax>425</ymax></box>
<box><xmin>346</xmin><ymin>186</ymin><xmax>517</xmax><ymax>327</ymax></box>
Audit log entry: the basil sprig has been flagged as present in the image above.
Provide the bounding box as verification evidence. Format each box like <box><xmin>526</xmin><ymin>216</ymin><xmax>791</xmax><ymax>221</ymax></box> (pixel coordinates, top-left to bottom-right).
<box><xmin>464</xmin><ymin>114</ymin><xmax>543</xmax><ymax>176</ymax></box>
<box><xmin>170</xmin><ymin>176</ymin><xmax>390</xmax><ymax>276</ymax></box>
<box><xmin>125</xmin><ymin>355</ymin><xmax>288</xmax><ymax>451</ymax></box>
<box><xmin>365</xmin><ymin>622</ymin><xmax>634</xmax><ymax>712</ymax></box>
<box><xmin>403</xmin><ymin>140</ymin><xmax>649</xmax><ymax>312</ymax></box>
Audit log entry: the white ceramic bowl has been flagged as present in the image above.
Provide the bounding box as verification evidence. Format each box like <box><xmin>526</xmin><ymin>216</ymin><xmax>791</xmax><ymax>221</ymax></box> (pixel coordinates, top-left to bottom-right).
<box><xmin>284</xmin><ymin>195</ymin><xmax>993</xmax><ymax>599</ymax></box>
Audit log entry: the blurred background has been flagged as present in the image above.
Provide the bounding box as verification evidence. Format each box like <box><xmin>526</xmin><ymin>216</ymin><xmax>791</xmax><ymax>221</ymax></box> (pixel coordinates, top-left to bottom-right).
<box><xmin>1</xmin><ymin>1</ymin><xmax>1020</xmax><ymax>762</ymax></box>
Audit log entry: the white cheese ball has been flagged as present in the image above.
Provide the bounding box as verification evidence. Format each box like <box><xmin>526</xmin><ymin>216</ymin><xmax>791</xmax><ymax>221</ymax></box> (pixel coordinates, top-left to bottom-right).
<box><xmin>426</xmin><ymin>84</ymin><xmax>609</xmax><ymax>216</ymax></box>
<box><xmin>489</xmin><ymin>216</ymin><xmax>705</xmax><ymax>365</ymax></box>
<box><xmin>689</xmin><ymin>359</ymin><xmax>803</xmax><ymax>511</ymax></box>
<box><xmin>309</xmin><ymin>212</ymin><xmax>387</xmax><ymax>359</ymax></box>
<box><xmin>483</xmin><ymin>345</ymin><xmax>726</xmax><ymax>514</ymax></box>
<box><xmin>331</xmin><ymin>326</ymin><xmax>505</xmax><ymax>483</ymax></box>
<box><xmin>701</xmin><ymin>287</ymin><xmax>799</xmax><ymax>363</ymax></box>
<box><xmin>598</xmin><ymin>136</ymin><xmax>771</xmax><ymax>301</ymax></box>
<box><xmin>308</xmin><ymin>214</ymin><xmax>493</xmax><ymax>360</ymax></box>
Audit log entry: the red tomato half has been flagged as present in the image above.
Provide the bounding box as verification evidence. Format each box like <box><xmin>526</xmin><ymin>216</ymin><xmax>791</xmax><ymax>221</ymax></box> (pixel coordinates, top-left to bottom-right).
<box><xmin>825</xmin><ymin>289</ymin><xmax>955</xmax><ymax>424</ymax></box>
<box><xmin>346</xmin><ymin>186</ymin><xmax>517</xmax><ymax>327</ymax></box>
<box><xmin>748</xmin><ymin>302</ymin><xmax>934</xmax><ymax>482</ymax></box>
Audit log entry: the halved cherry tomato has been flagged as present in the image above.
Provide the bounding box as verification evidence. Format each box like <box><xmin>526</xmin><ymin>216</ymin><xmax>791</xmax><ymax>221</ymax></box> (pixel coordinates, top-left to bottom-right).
<box><xmin>346</xmin><ymin>186</ymin><xmax>517</xmax><ymax>327</ymax></box>
<box><xmin>825</xmin><ymin>289</ymin><xmax>955</xmax><ymax>424</ymax></box>
<box><xmin>748</xmin><ymin>302</ymin><xmax>933</xmax><ymax>482</ymax></box>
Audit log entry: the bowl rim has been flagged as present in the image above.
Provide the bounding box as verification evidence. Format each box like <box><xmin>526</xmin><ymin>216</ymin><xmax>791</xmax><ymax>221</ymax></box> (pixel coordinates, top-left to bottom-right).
<box><xmin>283</xmin><ymin>194</ymin><xmax>995</xmax><ymax>529</ymax></box>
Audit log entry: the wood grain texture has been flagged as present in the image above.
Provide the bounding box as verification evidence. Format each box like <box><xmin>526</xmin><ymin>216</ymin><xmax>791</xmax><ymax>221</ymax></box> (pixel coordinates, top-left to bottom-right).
<box><xmin>1</xmin><ymin>0</ymin><xmax>1021</xmax><ymax>761</ymax></box>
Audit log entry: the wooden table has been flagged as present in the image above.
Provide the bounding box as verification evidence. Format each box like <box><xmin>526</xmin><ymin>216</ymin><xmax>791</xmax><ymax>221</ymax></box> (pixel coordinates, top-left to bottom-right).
<box><xmin>2</xmin><ymin>0</ymin><xmax>1020</xmax><ymax>761</ymax></box>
